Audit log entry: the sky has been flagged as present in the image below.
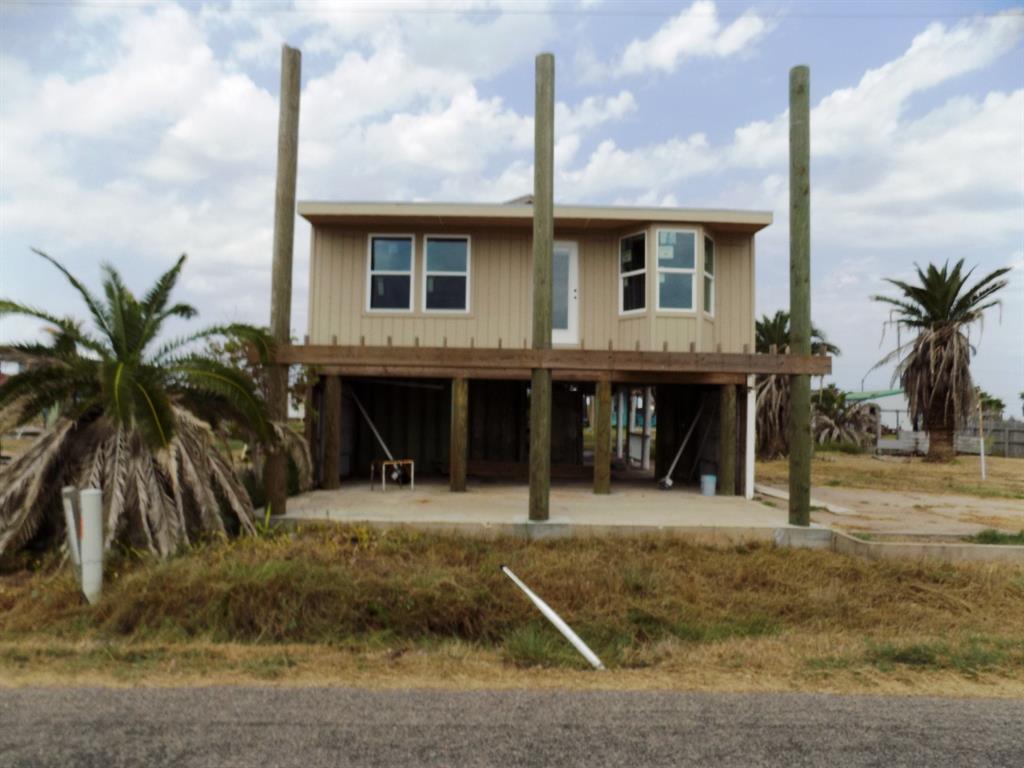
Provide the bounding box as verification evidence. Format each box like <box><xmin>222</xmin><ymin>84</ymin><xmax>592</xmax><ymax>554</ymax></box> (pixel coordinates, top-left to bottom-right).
<box><xmin>1</xmin><ymin>0</ymin><xmax>1022</xmax><ymax>411</ymax></box>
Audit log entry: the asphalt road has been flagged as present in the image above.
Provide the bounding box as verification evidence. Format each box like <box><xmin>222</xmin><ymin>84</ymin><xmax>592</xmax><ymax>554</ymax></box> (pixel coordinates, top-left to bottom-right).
<box><xmin>1</xmin><ymin>687</ymin><xmax>1021</xmax><ymax>767</ymax></box>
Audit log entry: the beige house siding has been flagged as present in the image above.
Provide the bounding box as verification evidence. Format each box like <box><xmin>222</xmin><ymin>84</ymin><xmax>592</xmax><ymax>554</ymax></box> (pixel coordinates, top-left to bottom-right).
<box><xmin>711</xmin><ymin>234</ymin><xmax>755</xmax><ymax>353</ymax></box>
<box><xmin>308</xmin><ymin>223</ymin><xmax>756</xmax><ymax>353</ymax></box>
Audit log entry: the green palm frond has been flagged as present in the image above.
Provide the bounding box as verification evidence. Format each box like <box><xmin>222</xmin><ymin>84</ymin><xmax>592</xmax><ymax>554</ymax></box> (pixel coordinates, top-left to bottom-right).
<box><xmin>873</xmin><ymin>260</ymin><xmax>1010</xmax><ymax>460</ymax></box>
<box><xmin>30</xmin><ymin>248</ymin><xmax>114</xmax><ymax>342</ymax></box>
<box><xmin>0</xmin><ymin>250</ymin><xmax>308</xmax><ymax>560</ymax></box>
<box><xmin>168</xmin><ymin>356</ymin><xmax>271</xmax><ymax>443</ymax></box>
<box><xmin>755</xmin><ymin>310</ymin><xmax>840</xmax><ymax>356</ymax></box>
<box><xmin>0</xmin><ymin>300</ymin><xmax>107</xmax><ymax>356</ymax></box>
<box><xmin>150</xmin><ymin>323</ymin><xmax>271</xmax><ymax>365</ymax></box>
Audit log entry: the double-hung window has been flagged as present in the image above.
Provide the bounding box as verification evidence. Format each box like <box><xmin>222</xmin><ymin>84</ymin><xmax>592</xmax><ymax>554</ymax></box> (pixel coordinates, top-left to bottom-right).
<box><xmin>703</xmin><ymin>235</ymin><xmax>715</xmax><ymax>317</ymax></box>
<box><xmin>619</xmin><ymin>232</ymin><xmax>646</xmax><ymax>313</ymax></box>
<box><xmin>424</xmin><ymin>236</ymin><xmax>470</xmax><ymax>312</ymax></box>
<box><xmin>655</xmin><ymin>229</ymin><xmax>696</xmax><ymax>311</ymax></box>
<box><xmin>367</xmin><ymin>235</ymin><xmax>414</xmax><ymax>312</ymax></box>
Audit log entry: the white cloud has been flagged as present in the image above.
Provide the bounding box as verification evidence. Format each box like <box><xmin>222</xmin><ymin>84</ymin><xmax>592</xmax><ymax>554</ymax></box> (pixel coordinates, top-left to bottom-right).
<box><xmin>729</xmin><ymin>9</ymin><xmax>1024</xmax><ymax>167</ymax></box>
<box><xmin>561</xmin><ymin>134</ymin><xmax>717</xmax><ymax>199</ymax></box>
<box><xmin>613</xmin><ymin>1</ymin><xmax>768</xmax><ymax>77</ymax></box>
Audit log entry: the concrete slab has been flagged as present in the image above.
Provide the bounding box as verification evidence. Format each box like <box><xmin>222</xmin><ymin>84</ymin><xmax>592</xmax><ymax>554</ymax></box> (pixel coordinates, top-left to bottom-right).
<box><xmin>280</xmin><ymin>480</ymin><xmax>1023</xmax><ymax>563</ymax></box>
<box><xmin>284</xmin><ymin>479</ymin><xmax>791</xmax><ymax>539</ymax></box>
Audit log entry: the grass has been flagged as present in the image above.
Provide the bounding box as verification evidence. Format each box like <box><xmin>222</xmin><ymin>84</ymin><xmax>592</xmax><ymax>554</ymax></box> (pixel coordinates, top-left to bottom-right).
<box><xmin>2</xmin><ymin>525</ymin><xmax>1023</xmax><ymax>694</ymax></box>
<box><xmin>757</xmin><ymin>453</ymin><xmax>1024</xmax><ymax>500</ymax></box>
<box><xmin>968</xmin><ymin>529</ymin><xmax>1024</xmax><ymax>546</ymax></box>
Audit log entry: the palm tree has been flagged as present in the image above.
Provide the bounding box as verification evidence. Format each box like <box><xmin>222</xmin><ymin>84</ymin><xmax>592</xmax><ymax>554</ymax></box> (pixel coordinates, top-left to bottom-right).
<box><xmin>811</xmin><ymin>385</ymin><xmax>876</xmax><ymax>448</ymax></box>
<box><xmin>0</xmin><ymin>250</ymin><xmax>311</xmax><ymax>559</ymax></box>
<box><xmin>755</xmin><ymin>310</ymin><xmax>840</xmax><ymax>458</ymax></box>
<box><xmin>873</xmin><ymin>260</ymin><xmax>1010</xmax><ymax>462</ymax></box>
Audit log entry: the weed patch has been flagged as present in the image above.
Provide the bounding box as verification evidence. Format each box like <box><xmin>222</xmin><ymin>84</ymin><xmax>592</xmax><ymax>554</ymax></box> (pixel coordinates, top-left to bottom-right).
<box><xmin>866</xmin><ymin>637</ymin><xmax>1020</xmax><ymax>676</ymax></box>
<box><xmin>968</xmin><ymin>529</ymin><xmax>1024</xmax><ymax>546</ymax></box>
<box><xmin>2</xmin><ymin>525</ymin><xmax>1023</xmax><ymax>679</ymax></box>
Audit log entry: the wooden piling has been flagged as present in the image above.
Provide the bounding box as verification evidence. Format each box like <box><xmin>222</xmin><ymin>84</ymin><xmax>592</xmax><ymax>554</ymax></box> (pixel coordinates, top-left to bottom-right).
<box><xmin>718</xmin><ymin>384</ymin><xmax>736</xmax><ymax>495</ymax></box>
<box><xmin>322</xmin><ymin>375</ymin><xmax>342</xmax><ymax>490</ymax></box>
<box><xmin>788</xmin><ymin>64</ymin><xmax>812</xmax><ymax>526</ymax></box>
<box><xmin>594</xmin><ymin>379</ymin><xmax>612</xmax><ymax>494</ymax></box>
<box><xmin>450</xmin><ymin>377</ymin><xmax>469</xmax><ymax>492</ymax></box>
<box><xmin>265</xmin><ymin>44</ymin><xmax>301</xmax><ymax>516</ymax></box>
<box><xmin>528</xmin><ymin>52</ymin><xmax>554</xmax><ymax>522</ymax></box>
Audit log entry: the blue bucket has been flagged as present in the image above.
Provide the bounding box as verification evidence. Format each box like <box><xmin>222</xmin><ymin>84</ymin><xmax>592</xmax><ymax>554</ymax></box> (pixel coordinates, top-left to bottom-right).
<box><xmin>700</xmin><ymin>474</ymin><xmax>717</xmax><ymax>496</ymax></box>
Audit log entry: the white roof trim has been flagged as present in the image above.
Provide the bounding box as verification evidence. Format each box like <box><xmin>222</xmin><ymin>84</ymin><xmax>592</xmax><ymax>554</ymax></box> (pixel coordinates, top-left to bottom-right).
<box><xmin>297</xmin><ymin>201</ymin><xmax>772</xmax><ymax>229</ymax></box>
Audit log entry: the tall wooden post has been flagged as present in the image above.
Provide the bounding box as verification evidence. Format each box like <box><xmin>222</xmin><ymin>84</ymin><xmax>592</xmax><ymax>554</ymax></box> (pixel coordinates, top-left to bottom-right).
<box><xmin>529</xmin><ymin>53</ymin><xmax>554</xmax><ymax>522</ymax></box>
<box><xmin>450</xmin><ymin>377</ymin><xmax>469</xmax><ymax>492</ymax></box>
<box><xmin>718</xmin><ymin>384</ymin><xmax>737</xmax><ymax>495</ymax></box>
<box><xmin>266</xmin><ymin>44</ymin><xmax>301</xmax><ymax>516</ymax></box>
<box><xmin>788</xmin><ymin>65</ymin><xmax>811</xmax><ymax>526</ymax></box>
<box><xmin>322</xmin><ymin>376</ymin><xmax>342</xmax><ymax>490</ymax></box>
<box><xmin>594</xmin><ymin>379</ymin><xmax>612</xmax><ymax>494</ymax></box>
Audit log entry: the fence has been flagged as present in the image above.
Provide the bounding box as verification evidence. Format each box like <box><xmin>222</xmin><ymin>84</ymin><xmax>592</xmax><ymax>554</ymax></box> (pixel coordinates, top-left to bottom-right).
<box><xmin>876</xmin><ymin>421</ymin><xmax>1024</xmax><ymax>458</ymax></box>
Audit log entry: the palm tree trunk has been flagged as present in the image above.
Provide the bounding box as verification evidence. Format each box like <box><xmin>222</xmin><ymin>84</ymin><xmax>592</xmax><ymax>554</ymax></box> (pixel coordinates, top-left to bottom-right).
<box><xmin>925</xmin><ymin>401</ymin><xmax>955</xmax><ymax>462</ymax></box>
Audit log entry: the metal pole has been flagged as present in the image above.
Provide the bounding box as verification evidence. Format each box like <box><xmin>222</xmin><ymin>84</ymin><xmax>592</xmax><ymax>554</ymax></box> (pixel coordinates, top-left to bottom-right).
<box><xmin>788</xmin><ymin>65</ymin><xmax>812</xmax><ymax>526</ymax></box>
<box><xmin>529</xmin><ymin>52</ymin><xmax>554</xmax><ymax>522</ymax></box>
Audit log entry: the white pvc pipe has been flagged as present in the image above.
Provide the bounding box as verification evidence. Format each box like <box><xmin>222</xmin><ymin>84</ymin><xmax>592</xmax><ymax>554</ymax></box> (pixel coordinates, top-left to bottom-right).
<box><xmin>61</xmin><ymin>486</ymin><xmax>81</xmax><ymax>570</ymax></box>
<box><xmin>79</xmin><ymin>488</ymin><xmax>103</xmax><ymax>605</ymax></box>
<box><xmin>978</xmin><ymin>402</ymin><xmax>987</xmax><ymax>481</ymax></box>
<box><xmin>745</xmin><ymin>374</ymin><xmax>756</xmax><ymax>499</ymax></box>
<box><xmin>615</xmin><ymin>388</ymin><xmax>625</xmax><ymax>459</ymax></box>
<box><xmin>641</xmin><ymin>387</ymin><xmax>652</xmax><ymax>471</ymax></box>
<box><xmin>500</xmin><ymin>565</ymin><xmax>605</xmax><ymax>670</ymax></box>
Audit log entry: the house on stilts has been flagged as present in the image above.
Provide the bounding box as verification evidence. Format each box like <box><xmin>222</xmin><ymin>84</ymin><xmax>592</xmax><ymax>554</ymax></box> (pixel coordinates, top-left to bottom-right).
<box><xmin>279</xmin><ymin>199</ymin><xmax>831</xmax><ymax>498</ymax></box>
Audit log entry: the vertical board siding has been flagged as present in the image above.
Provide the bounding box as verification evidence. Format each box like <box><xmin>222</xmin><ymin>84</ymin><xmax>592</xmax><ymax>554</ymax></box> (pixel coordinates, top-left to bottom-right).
<box><xmin>307</xmin><ymin>225</ymin><xmax>757</xmax><ymax>353</ymax></box>
<box><xmin>711</xmin><ymin>235</ymin><xmax>755</xmax><ymax>353</ymax></box>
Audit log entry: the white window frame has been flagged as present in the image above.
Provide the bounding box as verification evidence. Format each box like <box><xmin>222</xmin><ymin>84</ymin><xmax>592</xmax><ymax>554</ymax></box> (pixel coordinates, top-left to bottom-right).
<box><xmin>703</xmin><ymin>233</ymin><xmax>715</xmax><ymax>318</ymax></box>
<box><xmin>422</xmin><ymin>235</ymin><xmax>471</xmax><ymax>314</ymax></box>
<box><xmin>618</xmin><ymin>230</ymin><xmax>648</xmax><ymax>316</ymax></box>
<box><xmin>655</xmin><ymin>227</ymin><xmax>698</xmax><ymax>314</ymax></box>
<box><xmin>366</xmin><ymin>233</ymin><xmax>415</xmax><ymax>313</ymax></box>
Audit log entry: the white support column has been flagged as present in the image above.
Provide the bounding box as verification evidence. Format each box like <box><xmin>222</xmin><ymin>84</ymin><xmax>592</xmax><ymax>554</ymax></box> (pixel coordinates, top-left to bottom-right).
<box><xmin>641</xmin><ymin>387</ymin><xmax>653</xmax><ymax>470</ymax></box>
<box><xmin>622</xmin><ymin>387</ymin><xmax>630</xmax><ymax>466</ymax></box>
<box><xmin>615</xmin><ymin>387</ymin><xmax>625</xmax><ymax>459</ymax></box>
<box><xmin>745</xmin><ymin>374</ymin><xmax>756</xmax><ymax>499</ymax></box>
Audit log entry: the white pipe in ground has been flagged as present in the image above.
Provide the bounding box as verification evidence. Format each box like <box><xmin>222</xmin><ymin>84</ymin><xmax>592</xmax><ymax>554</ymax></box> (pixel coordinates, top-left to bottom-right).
<box><xmin>500</xmin><ymin>565</ymin><xmax>605</xmax><ymax>670</ymax></box>
<box><xmin>79</xmin><ymin>488</ymin><xmax>104</xmax><ymax>604</ymax></box>
<box><xmin>61</xmin><ymin>486</ymin><xmax>81</xmax><ymax>573</ymax></box>
<box><xmin>745</xmin><ymin>374</ymin><xmax>756</xmax><ymax>499</ymax></box>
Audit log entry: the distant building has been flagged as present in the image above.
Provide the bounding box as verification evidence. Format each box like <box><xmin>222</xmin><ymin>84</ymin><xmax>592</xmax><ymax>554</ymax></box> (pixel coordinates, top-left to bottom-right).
<box><xmin>845</xmin><ymin>389</ymin><xmax>912</xmax><ymax>432</ymax></box>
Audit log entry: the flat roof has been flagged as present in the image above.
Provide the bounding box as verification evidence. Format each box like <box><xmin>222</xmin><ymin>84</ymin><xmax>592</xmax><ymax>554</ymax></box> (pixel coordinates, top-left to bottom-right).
<box><xmin>846</xmin><ymin>389</ymin><xmax>905</xmax><ymax>402</ymax></box>
<box><xmin>297</xmin><ymin>201</ymin><xmax>773</xmax><ymax>233</ymax></box>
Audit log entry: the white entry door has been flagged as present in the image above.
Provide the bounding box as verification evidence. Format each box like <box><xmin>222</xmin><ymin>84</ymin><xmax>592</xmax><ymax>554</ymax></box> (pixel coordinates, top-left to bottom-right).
<box><xmin>552</xmin><ymin>241</ymin><xmax>579</xmax><ymax>346</ymax></box>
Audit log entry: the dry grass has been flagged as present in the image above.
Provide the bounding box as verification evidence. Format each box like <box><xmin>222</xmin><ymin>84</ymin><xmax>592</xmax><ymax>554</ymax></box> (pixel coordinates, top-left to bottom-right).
<box><xmin>2</xmin><ymin>525</ymin><xmax>1022</xmax><ymax>694</ymax></box>
<box><xmin>757</xmin><ymin>453</ymin><xmax>1024</xmax><ymax>499</ymax></box>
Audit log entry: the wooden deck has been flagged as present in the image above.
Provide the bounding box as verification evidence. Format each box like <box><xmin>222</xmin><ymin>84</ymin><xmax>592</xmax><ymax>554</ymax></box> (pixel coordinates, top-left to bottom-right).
<box><xmin>274</xmin><ymin>344</ymin><xmax>831</xmax><ymax>383</ymax></box>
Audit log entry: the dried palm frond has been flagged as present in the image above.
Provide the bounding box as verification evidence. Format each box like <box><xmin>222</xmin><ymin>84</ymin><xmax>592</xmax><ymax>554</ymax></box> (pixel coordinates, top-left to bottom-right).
<box><xmin>0</xmin><ymin>250</ymin><xmax>309</xmax><ymax>559</ymax></box>
<box><xmin>873</xmin><ymin>260</ymin><xmax>1010</xmax><ymax>462</ymax></box>
<box><xmin>812</xmin><ymin>386</ymin><xmax>876</xmax><ymax>448</ymax></box>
